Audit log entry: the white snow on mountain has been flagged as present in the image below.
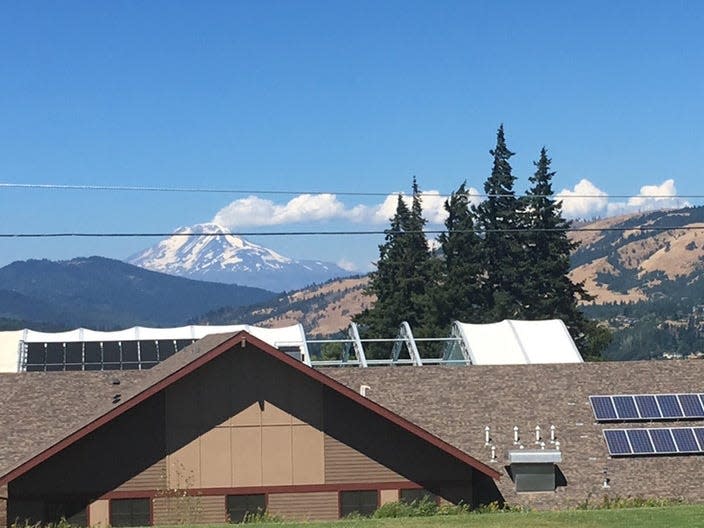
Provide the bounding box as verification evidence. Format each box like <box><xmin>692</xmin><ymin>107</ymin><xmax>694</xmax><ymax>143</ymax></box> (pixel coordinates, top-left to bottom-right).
<box><xmin>127</xmin><ymin>223</ymin><xmax>353</xmax><ymax>292</ymax></box>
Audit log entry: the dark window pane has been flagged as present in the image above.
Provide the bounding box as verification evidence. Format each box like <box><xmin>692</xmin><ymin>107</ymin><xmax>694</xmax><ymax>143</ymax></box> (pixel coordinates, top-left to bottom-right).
<box><xmin>45</xmin><ymin>343</ymin><xmax>64</xmax><ymax>365</ymax></box>
<box><xmin>121</xmin><ymin>341</ymin><xmax>139</xmax><ymax>362</ymax></box>
<box><xmin>227</xmin><ymin>494</ymin><xmax>265</xmax><ymax>523</ymax></box>
<box><xmin>110</xmin><ymin>498</ymin><xmax>150</xmax><ymax>527</ymax></box>
<box><xmin>84</xmin><ymin>342</ymin><xmax>102</xmax><ymax>364</ymax></box>
<box><xmin>157</xmin><ymin>340</ymin><xmax>176</xmax><ymax>360</ymax></box>
<box><xmin>139</xmin><ymin>341</ymin><xmax>158</xmax><ymax>362</ymax></box>
<box><xmin>340</xmin><ymin>490</ymin><xmax>378</xmax><ymax>517</ymax></box>
<box><xmin>26</xmin><ymin>364</ymin><xmax>45</xmax><ymax>372</ymax></box>
<box><xmin>65</xmin><ymin>342</ymin><xmax>84</xmax><ymax>365</ymax></box>
<box><xmin>26</xmin><ymin>343</ymin><xmax>46</xmax><ymax>366</ymax></box>
<box><xmin>400</xmin><ymin>489</ymin><xmax>437</xmax><ymax>504</ymax></box>
<box><xmin>103</xmin><ymin>363</ymin><xmax>120</xmax><ymax>371</ymax></box>
<box><xmin>175</xmin><ymin>340</ymin><xmax>195</xmax><ymax>352</ymax></box>
<box><xmin>45</xmin><ymin>363</ymin><xmax>64</xmax><ymax>372</ymax></box>
<box><xmin>122</xmin><ymin>363</ymin><xmax>140</xmax><ymax>371</ymax></box>
<box><xmin>64</xmin><ymin>363</ymin><xmax>83</xmax><ymax>371</ymax></box>
<box><xmin>279</xmin><ymin>346</ymin><xmax>301</xmax><ymax>361</ymax></box>
<box><xmin>84</xmin><ymin>363</ymin><xmax>103</xmax><ymax>371</ymax></box>
<box><xmin>141</xmin><ymin>362</ymin><xmax>158</xmax><ymax>370</ymax></box>
<box><xmin>103</xmin><ymin>342</ymin><xmax>120</xmax><ymax>363</ymax></box>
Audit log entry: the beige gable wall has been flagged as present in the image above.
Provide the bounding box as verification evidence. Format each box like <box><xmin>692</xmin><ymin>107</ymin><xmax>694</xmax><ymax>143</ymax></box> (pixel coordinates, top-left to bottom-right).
<box><xmin>166</xmin><ymin>401</ymin><xmax>326</xmax><ymax>489</ymax></box>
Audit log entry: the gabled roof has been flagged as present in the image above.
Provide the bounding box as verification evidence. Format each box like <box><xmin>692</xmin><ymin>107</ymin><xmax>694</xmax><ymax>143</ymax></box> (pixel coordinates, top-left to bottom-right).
<box><xmin>0</xmin><ymin>331</ymin><xmax>500</xmax><ymax>486</ymax></box>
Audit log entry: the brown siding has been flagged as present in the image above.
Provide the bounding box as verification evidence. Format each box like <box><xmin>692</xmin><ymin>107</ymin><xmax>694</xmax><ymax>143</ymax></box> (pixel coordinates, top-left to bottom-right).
<box><xmin>114</xmin><ymin>460</ymin><xmax>166</xmax><ymax>492</ymax></box>
<box><xmin>267</xmin><ymin>492</ymin><xmax>338</xmax><ymax>521</ymax></box>
<box><xmin>324</xmin><ymin>435</ymin><xmax>402</xmax><ymax>483</ymax></box>
<box><xmin>162</xmin><ymin>351</ymin><xmax>328</xmax><ymax>490</ymax></box>
<box><xmin>152</xmin><ymin>495</ymin><xmax>225</xmax><ymax>525</ymax></box>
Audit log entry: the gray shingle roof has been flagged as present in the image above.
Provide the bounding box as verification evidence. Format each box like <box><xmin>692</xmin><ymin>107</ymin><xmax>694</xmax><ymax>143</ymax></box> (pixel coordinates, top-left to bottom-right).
<box><xmin>0</xmin><ymin>332</ymin><xmax>233</xmax><ymax>481</ymax></box>
<box><xmin>324</xmin><ymin>360</ymin><xmax>704</xmax><ymax>507</ymax></box>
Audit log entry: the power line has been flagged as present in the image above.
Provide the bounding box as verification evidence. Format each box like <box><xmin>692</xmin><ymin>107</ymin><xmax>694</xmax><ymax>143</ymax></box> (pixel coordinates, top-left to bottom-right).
<box><xmin>0</xmin><ymin>182</ymin><xmax>700</xmax><ymax>200</ymax></box>
<box><xmin>1</xmin><ymin>225</ymin><xmax>703</xmax><ymax>238</ymax></box>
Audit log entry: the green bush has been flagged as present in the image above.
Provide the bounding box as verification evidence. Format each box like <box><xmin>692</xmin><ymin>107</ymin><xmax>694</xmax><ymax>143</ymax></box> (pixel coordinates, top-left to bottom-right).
<box><xmin>373</xmin><ymin>497</ymin><xmax>439</xmax><ymax>518</ymax></box>
<box><xmin>577</xmin><ymin>494</ymin><xmax>685</xmax><ymax>510</ymax></box>
<box><xmin>241</xmin><ymin>509</ymin><xmax>284</xmax><ymax>523</ymax></box>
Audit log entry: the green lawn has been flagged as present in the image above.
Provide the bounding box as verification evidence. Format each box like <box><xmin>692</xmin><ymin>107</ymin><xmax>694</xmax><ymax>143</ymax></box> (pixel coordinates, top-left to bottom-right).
<box><xmin>196</xmin><ymin>505</ymin><xmax>704</xmax><ymax>528</ymax></box>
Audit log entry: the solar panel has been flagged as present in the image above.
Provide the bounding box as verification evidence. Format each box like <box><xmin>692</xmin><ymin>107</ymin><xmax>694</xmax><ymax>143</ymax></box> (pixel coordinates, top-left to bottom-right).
<box><xmin>613</xmin><ymin>396</ymin><xmax>639</xmax><ymax>419</ymax></box>
<box><xmin>694</xmin><ymin>428</ymin><xmax>704</xmax><ymax>449</ymax></box>
<box><xmin>678</xmin><ymin>394</ymin><xmax>704</xmax><ymax>418</ymax></box>
<box><xmin>590</xmin><ymin>396</ymin><xmax>617</xmax><ymax>421</ymax></box>
<box><xmin>626</xmin><ymin>429</ymin><xmax>654</xmax><ymax>454</ymax></box>
<box><xmin>672</xmin><ymin>428</ymin><xmax>699</xmax><ymax>453</ymax></box>
<box><xmin>656</xmin><ymin>395</ymin><xmax>683</xmax><ymax>418</ymax></box>
<box><xmin>604</xmin><ymin>430</ymin><xmax>631</xmax><ymax>455</ymax></box>
<box><xmin>650</xmin><ymin>429</ymin><xmax>677</xmax><ymax>453</ymax></box>
<box><xmin>606</xmin><ymin>427</ymin><xmax>704</xmax><ymax>457</ymax></box>
<box><xmin>634</xmin><ymin>395</ymin><xmax>661</xmax><ymax>419</ymax></box>
<box><xmin>592</xmin><ymin>393</ymin><xmax>704</xmax><ymax>422</ymax></box>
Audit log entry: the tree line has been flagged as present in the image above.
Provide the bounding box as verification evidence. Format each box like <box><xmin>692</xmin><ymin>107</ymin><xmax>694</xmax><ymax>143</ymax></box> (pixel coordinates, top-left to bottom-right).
<box><xmin>355</xmin><ymin>125</ymin><xmax>610</xmax><ymax>360</ymax></box>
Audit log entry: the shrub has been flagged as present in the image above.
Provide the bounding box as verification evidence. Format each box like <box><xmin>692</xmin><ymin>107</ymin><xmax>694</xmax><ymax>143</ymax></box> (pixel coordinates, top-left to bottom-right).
<box><xmin>577</xmin><ymin>493</ymin><xmax>685</xmax><ymax>510</ymax></box>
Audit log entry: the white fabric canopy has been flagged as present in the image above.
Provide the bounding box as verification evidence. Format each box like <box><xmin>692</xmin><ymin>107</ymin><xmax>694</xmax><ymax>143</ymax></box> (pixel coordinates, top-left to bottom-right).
<box><xmin>453</xmin><ymin>319</ymin><xmax>583</xmax><ymax>365</ymax></box>
<box><xmin>0</xmin><ymin>323</ymin><xmax>309</xmax><ymax>372</ymax></box>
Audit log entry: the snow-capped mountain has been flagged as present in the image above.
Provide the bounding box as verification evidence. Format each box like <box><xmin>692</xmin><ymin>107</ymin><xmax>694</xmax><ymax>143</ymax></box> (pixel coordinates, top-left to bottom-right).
<box><xmin>127</xmin><ymin>223</ymin><xmax>354</xmax><ymax>292</ymax></box>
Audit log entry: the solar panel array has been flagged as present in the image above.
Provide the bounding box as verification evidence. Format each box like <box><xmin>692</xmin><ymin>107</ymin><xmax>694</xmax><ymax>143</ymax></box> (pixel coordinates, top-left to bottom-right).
<box><xmin>604</xmin><ymin>427</ymin><xmax>704</xmax><ymax>456</ymax></box>
<box><xmin>24</xmin><ymin>339</ymin><xmax>196</xmax><ymax>371</ymax></box>
<box><xmin>590</xmin><ymin>394</ymin><xmax>704</xmax><ymax>421</ymax></box>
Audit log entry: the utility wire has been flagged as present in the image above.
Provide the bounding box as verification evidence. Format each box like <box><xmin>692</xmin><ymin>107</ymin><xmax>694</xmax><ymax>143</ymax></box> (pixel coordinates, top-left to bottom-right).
<box><xmin>0</xmin><ymin>182</ymin><xmax>699</xmax><ymax>200</ymax></box>
<box><xmin>1</xmin><ymin>226</ymin><xmax>703</xmax><ymax>238</ymax></box>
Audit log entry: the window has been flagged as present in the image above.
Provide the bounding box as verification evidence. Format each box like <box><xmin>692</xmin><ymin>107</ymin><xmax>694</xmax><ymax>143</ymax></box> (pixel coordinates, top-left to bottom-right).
<box><xmin>226</xmin><ymin>494</ymin><xmax>265</xmax><ymax>523</ymax></box>
<box><xmin>340</xmin><ymin>490</ymin><xmax>378</xmax><ymax>517</ymax></box>
<box><xmin>400</xmin><ymin>488</ymin><xmax>438</xmax><ymax>505</ymax></box>
<box><xmin>110</xmin><ymin>498</ymin><xmax>150</xmax><ymax>527</ymax></box>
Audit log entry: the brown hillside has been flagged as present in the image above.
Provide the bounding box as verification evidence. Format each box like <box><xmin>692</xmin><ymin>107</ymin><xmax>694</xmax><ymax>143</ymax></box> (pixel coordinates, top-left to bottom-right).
<box><xmin>252</xmin><ymin>208</ymin><xmax>704</xmax><ymax>335</ymax></box>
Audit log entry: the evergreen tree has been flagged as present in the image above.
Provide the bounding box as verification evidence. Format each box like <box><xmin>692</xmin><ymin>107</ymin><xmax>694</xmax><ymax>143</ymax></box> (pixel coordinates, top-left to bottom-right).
<box><xmin>523</xmin><ymin>147</ymin><xmax>605</xmax><ymax>359</ymax></box>
<box><xmin>356</xmin><ymin>180</ymin><xmax>433</xmax><ymax>349</ymax></box>
<box><xmin>473</xmin><ymin>125</ymin><xmax>527</xmax><ymax>319</ymax></box>
<box><xmin>432</xmin><ymin>182</ymin><xmax>487</xmax><ymax>328</ymax></box>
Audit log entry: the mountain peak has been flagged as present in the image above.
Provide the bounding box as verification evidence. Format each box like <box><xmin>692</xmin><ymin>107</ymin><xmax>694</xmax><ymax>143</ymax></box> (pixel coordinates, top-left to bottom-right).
<box><xmin>127</xmin><ymin>223</ymin><xmax>352</xmax><ymax>291</ymax></box>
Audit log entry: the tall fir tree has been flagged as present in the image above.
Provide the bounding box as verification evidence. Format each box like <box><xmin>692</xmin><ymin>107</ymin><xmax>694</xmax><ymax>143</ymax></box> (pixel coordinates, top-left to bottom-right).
<box><xmin>356</xmin><ymin>180</ymin><xmax>433</xmax><ymax>348</ymax></box>
<box><xmin>473</xmin><ymin>124</ymin><xmax>528</xmax><ymax>320</ymax></box>
<box><xmin>431</xmin><ymin>182</ymin><xmax>487</xmax><ymax>329</ymax></box>
<box><xmin>523</xmin><ymin>147</ymin><xmax>607</xmax><ymax>359</ymax></box>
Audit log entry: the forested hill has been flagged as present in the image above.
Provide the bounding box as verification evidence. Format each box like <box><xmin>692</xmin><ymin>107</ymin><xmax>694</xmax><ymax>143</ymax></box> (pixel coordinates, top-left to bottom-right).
<box><xmin>0</xmin><ymin>257</ymin><xmax>277</xmax><ymax>329</ymax></box>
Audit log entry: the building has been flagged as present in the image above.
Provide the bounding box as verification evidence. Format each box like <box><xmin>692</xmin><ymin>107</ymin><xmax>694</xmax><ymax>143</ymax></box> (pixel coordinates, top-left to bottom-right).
<box><xmin>0</xmin><ymin>332</ymin><xmax>498</xmax><ymax>526</ymax></box>
<box><xmin>2</xmin><ymin>329</ymin><xmax>704</xmax><ymax>526</ymax></box>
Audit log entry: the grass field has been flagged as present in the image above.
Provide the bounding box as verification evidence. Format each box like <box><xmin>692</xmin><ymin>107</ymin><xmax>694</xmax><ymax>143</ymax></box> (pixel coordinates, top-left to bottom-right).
<box><xmin>196</xmin><ymin>505</ymin><xmax>704</xmax><ymax>528</ymax></box>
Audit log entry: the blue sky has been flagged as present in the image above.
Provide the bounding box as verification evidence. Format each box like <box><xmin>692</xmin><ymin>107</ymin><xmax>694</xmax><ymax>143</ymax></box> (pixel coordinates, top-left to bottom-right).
<box><xmin>0</xmin><ymin>1</ymin><xmax>702</xmax><ymax>272</ymax></box>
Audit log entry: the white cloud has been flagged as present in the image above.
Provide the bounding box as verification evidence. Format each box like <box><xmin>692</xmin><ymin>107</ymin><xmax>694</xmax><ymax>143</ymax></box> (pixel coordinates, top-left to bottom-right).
<box><xmin>212</xmin><ymin>188</ymin><xmax>480</xmax><ymax>228</ymax></box>
<box><xmin>213</xmin><ymin>194</ymin><xmax>348</xmax><ymax>228</ymax></box>
<box><xmin>557</xmin><ymin>179</ymin><xmax>609</xmax><ymax>218</ymax></box>
<box><xmin>557</xmin><ymin>178</ymin><xmax>688</xmax><ymax>219</ymax></box>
